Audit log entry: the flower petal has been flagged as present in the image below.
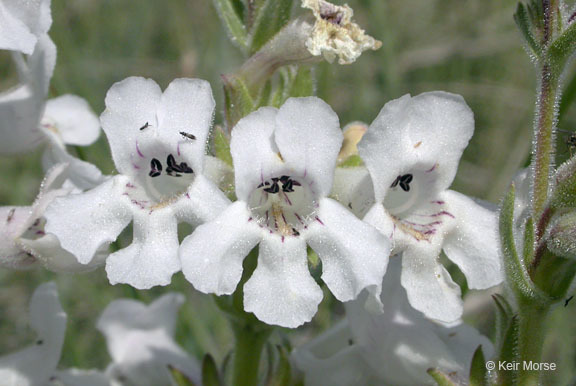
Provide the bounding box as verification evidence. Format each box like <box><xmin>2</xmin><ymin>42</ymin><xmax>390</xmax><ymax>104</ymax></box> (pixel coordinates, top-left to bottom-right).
<box><xmin>43</xmin><ymin>94</ymin><xmax>100</xmax><ymax>146</ymax></box>
<box><xmin>274</xmin><ymin>97</ymin><xmax>342</xmax><ymax>197</ymax></box>
<box><xmin>158</xmin><ymin>78</ymin><xmax>215</xmax><ymax>174</ymax></box>
<box><xmin>292</xmin><ymin>321</ymin><xmax>371</xmax><ymax>386</ymax></box>
<box><xmin>106</xmin><ymin>209</ymin><xmax>180</xmax><ymax>289</ymax></box>
<box><xmin>441</xmin><ymin>190</ymin><xmax>503</xmax><ymax>289</ymax></box>
<box><xmin>44</xmin><ymin>176</ymin><xmax>132</xmax><ymax>264</ymax></box>
<box><xmin>231</xmin><ymin>106</ymin><xmax>284</xmax><ymax>201</ymax></box>
<box><xmin>0</xmin><ymin>206</ymin><xmax>38</xmax><ymax>269</ymax></box>
<box><xmin>0</xmin><ymin>282</ymin><xmax>66</xmax><ymax>385</ymax></box>
<box><xmin>100</xmin><ymin>77</ymin><xmax>163</xmax><ymax>174</ymax></box>
<box><xmin>173</xmin><ymin>174</ymin><xmax>230</xmax><ymax>225</ymax></box>
<box><xmin>97</xmin><ymin>293</ymin><xmax>185</xmax><ymax>348</ymax></box>
<box><xmin>306</xmin><ymin>198</ymin><xmax>390</xmax><ymax>303</ymax></box>
<box><xmin>0</xmin><ymin>0</ymin><xmax>51</xmax><ymax>54</ymax></box>
<box><xmin>51</xmin><ymin>369</ymin><xmax>110</xmax><ymax>386</ymax></box>
<box><xmin>330</xmin><ymin>166</ymin><xmax>374</xmax><ymax>219</ymax></box>
<box><xmin>358</xmin><ymin>92</ymin><xmax>474</xmax><ymax>202</ymax></box>
<box><xmin>401</xmin><ymin>245</ymin><xmax>463</xmax><ymax>323</ymax></box>
<box><xmin>243</xmin><ymin>235</ymin><xmax>323</xmax><ymax>328</ymax></box>
<box><xmin>180</xmin><ymin>201</ymin><xmax>262</xmax><ymax>295</ymax></box>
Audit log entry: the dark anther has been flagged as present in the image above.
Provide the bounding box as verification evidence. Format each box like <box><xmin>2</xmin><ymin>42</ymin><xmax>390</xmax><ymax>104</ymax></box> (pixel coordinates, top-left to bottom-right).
<box><xmin>282</xmin><ymin>179</ymin><xmax>294</xmax><ymax>193</ymax></box>
<box><xmin>565</xmin><ymin>295</ymin><xmax>574</xmax><ymax>307</ymax></box>
<box><xmin>179</xmin><ymin>131</ymin><xmax>196</xmax><ymax>140</ymax></box>
<box><xmin>264</xmin><ymin>182</ymin><xmax>280</xmax><ymax>194</ymax></box>
<box><xmin>139</xmin><ymin>122</ymin><xmax>150</xmax><ymax>131</ymax></box>
<box><xmin>149</xmin><ymin>158</ymin><xmax>162</xmax><ymax>177</ymax></box>
<box><xmin>7</xmin><ymin>208</ymin><xmax>15</xmax><ymax>223</ymax></box>
<box><xmin>292</xmin><ymin>228</ymin><xmax>300</xmax><ymax>236</ymax></box>
<box><xmin>166</xmin><ymin>154</ymin><xmax>194</xmax><ymax>176</ymax></box>
<box><xmin>36</xmin><ymin>339</ymin><xmax>43</xmax><ymax>345</ymax></box>
<box><xmin>391</xmin><ymin>174</ymin><xmax>413</xmax><ymax>192</ymax></box>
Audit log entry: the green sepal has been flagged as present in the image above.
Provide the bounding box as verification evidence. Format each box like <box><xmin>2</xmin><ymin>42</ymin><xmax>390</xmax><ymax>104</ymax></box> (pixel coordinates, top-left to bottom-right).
<box><xmin>339</xmin><ymin>154</ymin><xmax>364</xmax><ymax>168</ymax></box>
<box><xmin>427</xmin><ymin>368</ymin><xmax>457</xmax><ymax>386</ymax></box>
<box><xmin>492</xmin><ymin>294</ymin><xmax>513</xmax><ymax>353</ymax></box>
<box><xmin>469</xmin><ymin>345</ymin><xmax>488</xmax><ymax>386</ymax></box>
<box><xmin>549</xmin><ymin>156</ymin><xmax>576</xmax><ymax>209</ymax></box>
<box><xmin>248</xmin><ymin>0</ymin><xmax>294</xmax><ymax>54</ymax></box>
<box><xmin>497</xmin><ymin>315</ymin><xmax>519</xmax><ymax>385</ymax></box>
<box><xmin>547</xmin><ymin>19</ymin><xmax>576</xmax><ymax>72</ymax></box>
<box><xmin>202</xmin><ymin>354</ymin><xmax>224</xmax><ymax>386</ymax></box>
<box><xmin>211</xmin><ymin>0</ymin><xmax>248</xmax><ymax>52</ymax></box>
<box><xmin>531</xmin><ymin>251</ymin><xmax>576</xmax><ymax>300</ymax></box>
<box><xmin>514</xmin><ymin>2</ymin><xmax>542</xmax><ymax>58</ymax></box>
<box><xmin>522</xmin><ymin>216</ymin><xmax>535</xmax><ymax>267</ymax></box>
<box><xmin>287</xmin><ymin>66</ymin><xmax>315</xmax><ymax>98</ymax></box>
<box><xmin>169</xmin><ymin>365</ymin><xmax>198</xmax><ymax>386</ymax></box>
<box><xmin>223</xmin><ymin>74</ymin><xmax>255</xmax><ymax>129</ymax></box>
<box><xmin>500</xmin><ymin>184</ymin><xmax>550</xmax><ymax>304</ymax></box>
<box><xmin>213</xmin><ymin>125</ymin><xmax>233</xmax><ymax>167</ymax></box>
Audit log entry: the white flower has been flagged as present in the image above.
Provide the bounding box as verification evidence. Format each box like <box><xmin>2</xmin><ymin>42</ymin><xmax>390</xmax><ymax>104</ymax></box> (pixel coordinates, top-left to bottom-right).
<box><xmin>44</xmin><ymin>77</ymin><xmax>230</xmax><ymax>289</ymax></box>
<box><xmin>0</xmin><ymin>33</ymin><xmax>104</xmax><ymax>189</ymax></box>
<box><xmin>358</xmin><ymin>91</ymin><xmax>503</xmax><ymax>323</ymax></box>
<box><xmin>292</xmin><ymin>258</ymin><xmax>494</xmax><ymax>386</ymax></box>
<box><xmin>301</xmin><ymin>0</ymin><xmax>381</xmax><ymax>64</ymax></box>
<box><xmin>0</xmin><ymin>282</ymin><xmax>66</xmax><ymax>386</ymax></box>
<box><xmin>180</xmin><ymin>97</ymin><xmax>391</xmax><ymax>328</ymax></box>
<box><xmin>0</xmin><ymin>163</ymin><xmax>106</xmax><ymax>272</ymax></box>
<box><xmin>0</xmin><ymin>0</ymin><xmax>51</xmax><ymax>54</ymax></box>
<box><xmin>97</xmin><ymin>293</ymin><xmax>200</xmax><ymax>386</ymax></box>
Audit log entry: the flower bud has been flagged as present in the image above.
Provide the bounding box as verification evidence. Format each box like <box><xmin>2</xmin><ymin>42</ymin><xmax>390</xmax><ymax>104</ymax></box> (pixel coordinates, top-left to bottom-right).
<box><xmin>546</xmin><ymin>211</ymin><xmax>576</xmax><ymax>259</ymax></box>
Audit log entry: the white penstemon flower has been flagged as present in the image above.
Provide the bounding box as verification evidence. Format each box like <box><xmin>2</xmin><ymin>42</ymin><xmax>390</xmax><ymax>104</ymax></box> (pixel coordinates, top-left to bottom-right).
<box><xmin>0</xmin><ymin>163</ymin><xmax>106</xmax><ymax>272</ymax></box>
<box><xmin>301</xmin><ymin>0</ymin><xmax>382</xmax><ymax>64</ymax></box>
<box><xmin>358</xmin><ymin>91</ymin><xmax>503</xmax><ymax>323</ymax></box>
<box><xmin>0</xmin><ymin>0</ymin><xmax>51</xmax><ymax>54</ymax></box>
<box><xmin>180</xmin><ymin>97</ymin><xmax>391</xmax><ymax>328</ymax></box>
<box><xmin>44</xmin><ymin>77</ymin><xmax>230</xmax><ymax>289</ymax></box>
<box><xmin>0</xmin><ymin>28</ymin><xmax>104</xmax><ymax>189</ymax></box>
<box><xmin>0</xmin><ymin>282</ymin><xmax>66</xmax><ymax>386</ymax></box>
<box><xmin>96</xmin><ymin>293</ymin><xmax>201</xmax><ymax>386</ymax></box>
<box><xmin>292</xmin><ymin>259</ymin><xmax>494</xmax><ymax>386</ymax></box>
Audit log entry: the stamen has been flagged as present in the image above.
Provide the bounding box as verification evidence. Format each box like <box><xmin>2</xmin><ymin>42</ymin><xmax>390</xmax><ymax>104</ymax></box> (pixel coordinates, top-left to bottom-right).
<box><xmin>139</xmin><ymin>122</ymin><xmax>150</xmax><ymax>131</ymax></box>
<box><xmin>149</xmin><ymin>158</ymin><xmax>162</xmax><ymax>177</ymax></box>
<box><xmin>7</xmin><ymin>208</ymin><xmax>15</xmax><ymax>223</ymax></box>
<box><xmin>179</xmin><ymin>131</ymin><xmax>196</xmax><ymax>140</ymax></box>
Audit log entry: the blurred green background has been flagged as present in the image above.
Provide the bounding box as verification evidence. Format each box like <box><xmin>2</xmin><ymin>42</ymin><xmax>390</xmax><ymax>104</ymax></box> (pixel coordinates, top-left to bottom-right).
<box><xmin>1</xmin><ymin>0</ymin><xmax>575</xmax><ymax>384</ymax></box>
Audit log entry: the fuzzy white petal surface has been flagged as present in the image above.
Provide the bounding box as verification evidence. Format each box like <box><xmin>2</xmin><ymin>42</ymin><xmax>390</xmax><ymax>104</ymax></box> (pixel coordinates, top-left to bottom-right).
<box><xmin>307</xmin><ymin>198</ymin><xmax>390</xmax><ymax>303</ymax></box>
<box><xmin>358</xmin><ymin>92</ymin><xmax>473</xmax><ymax>202</ymax></box>
<box><xmin>158</xmin><ymin>78</ymin><xmax>215</xmax><ymax>174</ymax></box>
<box><xmin>243</xmin><ymin>235</ymin><xmax>323</xmax><ymax>328</ymax></box>
<box><xmin>180</xmin><ymin>201</ymin><xmax>262</xmax><ymax>295</ymax></box>
<box><xmin>173</xmin><ymin>174</ymin><xmax>230</xmax><ymax>225</ymax></box>
<box><xmin>0</xmin><ymin>206</ymin><xmax>37</xmax><ymax>269</ymax></box>
<box><xmin>0</xmin><ymin>0</ymin><xmax>51</xmax><ymax>54</ymax></box>
<box><xmin>231</xmin><ymin>106</ymin><xmax>283</xmax><ymax>201</ymax></box>
<box><xmin>44</xmin><ymin>176</ymin><xmax>132</xmax><ymax>264</ymax></box>
<box><xmin>401</xmin><ymin>246</ymin><xmax>463</xmax><ymax>323</ymax></box>
<box><xmin>43</xmin><ymin>94</ymin><xmax>100</xmax><ymax>146</ymax></box>
<box><xmin>442</xmin><ymin>190</ymin><xmax>503</xmax><ymax>289</ymax></box>
<box><xmin>274</xmin><ymin>97</ymin><xmax>342</xmax><ymax>197</ymax></box>
<box><xmin>330</xmin><ymin>166</ymin><xmax>374</xmax><ymax>219</ymax></box>
<box><xmin>106</xmin><ymin>209</ymin><xmax>180</xmax><ymax>289</ymax></box>
<box><xmin>100</xmin><ymin>77</ymin><xmax>163</xmax><ymax>174</ymax></box>
<box><xmin>0</xmin><ymin>282</ymin><xmax>66</xmax><ymax>386</ymax></box>
<box><xmin>292</xmin><ymin>321</ymin><xmax>371</xmax><ymax>386</ymax></box>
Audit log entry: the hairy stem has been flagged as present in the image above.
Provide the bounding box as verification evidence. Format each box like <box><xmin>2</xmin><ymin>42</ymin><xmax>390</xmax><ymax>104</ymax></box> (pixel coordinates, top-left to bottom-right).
<box><xmin>516</xmin><ymin>299</ymin><xmax>550</xmax><ymax>385</ymax></box>
<box><xmin>231</xmin><ymin>324</ymin><xmax>272</xmax><ymax>386</ymax></box>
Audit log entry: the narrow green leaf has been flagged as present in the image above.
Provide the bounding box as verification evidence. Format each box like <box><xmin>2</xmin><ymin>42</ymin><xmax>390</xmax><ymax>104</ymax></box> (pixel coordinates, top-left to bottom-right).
<box><xmin>213</xmin><ymin>125</ymin><xmax>233</xmax><ymax>167</ymax></box>
<box><xmin>223</xmin><ymin>74</ymin><xmax>255</xmax><ymax>129</ymax></box>
<box><xmin>558</xmin><ymin>69</ymin><xmax>576</xmax><ymax>121</ymax></box>
<box><xmin>492</xmin><ymin>294</ymin><xmax>513</xmax><ymax>352</ymax></box>
<box><xmin>500</xmin><ymin>184</ymin><xmax>549</xmax><ymax>303</ymax></box>
<box><xmin>427</xmin><ymin>368</ymin><xmax>457</xmax><ymax>386</ymax></box>
<box><xmin>469</xmin><ymin>346</ymin><xmax>487</xmax><ymax>386</ymax></box>
<box><xmin>288</xmin><ymin>66</ymin><xmax>315</xmax><ymax>98</ymax></box>
<box><xmin>497</xmin><ymin>316</ymin><xmax>519</xmax><ymax>385</ymax></box>
<box><xmin>169</xmin><ymin>365</ymin><xmax>198</xmax><ymax>386</ymax></box>
<box><xmin>212</xmin><ymin>0</ymin><xmax>248</xmax><ymax>51</ymax></box>
<box><xmin>548</xmin><ymin>19</ymin><xmax>576</xmax><ymax>72</ymax></box>
<box><xmin>513</xmin><ymin>2</ymin><xmax>541</xmax><ymax>57</ymax></box>
<box><xmin>202</xmin><ymin>354</ymin><xmax>223</xmax><ymax>386</ymax></box>
<box><xmin>249</xmin><ymin>0</ymin><xmax>294</xmax><ymax>54</ymax></box>
<box><xmin>550</xmin><ymin>156</ymin><xmax>576</xmax><ymax>209</ymax></box>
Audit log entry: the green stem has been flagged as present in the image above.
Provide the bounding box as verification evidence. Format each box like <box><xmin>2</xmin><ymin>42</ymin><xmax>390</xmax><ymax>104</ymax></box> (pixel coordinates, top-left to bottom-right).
<box><xmin>516</xmin><ymin>299</ymin><xmax>550</xmax><ymax>385</ymax></box>
<box><xmin>531</xmin><ymin>63</ymin><xmax>559</xmax><ymax>225</ymax></box>
<box><xmin>231</xmin><ymin>325</ymin><xmax>272</xmax><ymax>386</ymax></box>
